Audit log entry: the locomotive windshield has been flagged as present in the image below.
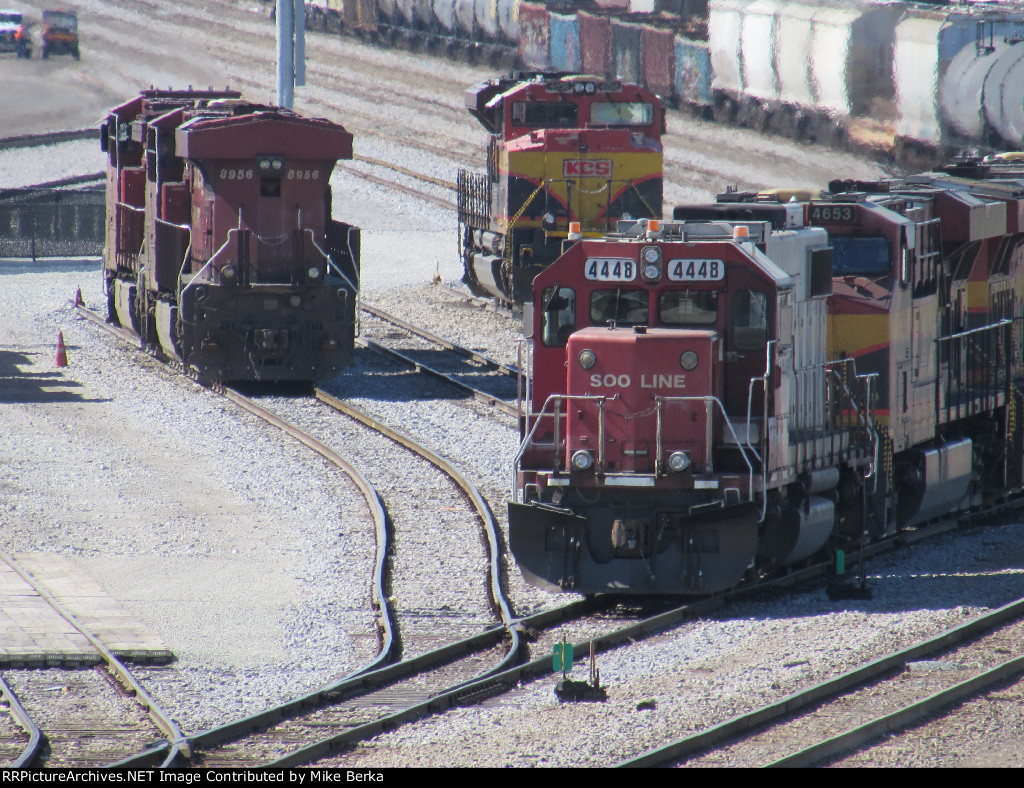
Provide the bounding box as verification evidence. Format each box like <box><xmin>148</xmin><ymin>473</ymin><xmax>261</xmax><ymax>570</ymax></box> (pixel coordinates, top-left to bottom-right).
<box><xmin>591</xmin><ymin>289</ymin><xmax>648</xmax><ymax>326</ymax></box>
<box><xmin>590</xmin><ymin>102</ymin><xmax>654</xmax><ymax>127</ymax></box>
<box><xmin>659</xmin><ymin>290</ymin><xmax>718</xmax><ymax>325</ymax></box>
<box><xmin>830</xmin><ymin>236</ymin><xmax>891</xmax><ymax>277</ymax></box>
<box><xmin>541</xmin><ymin>285</ymin><xmax>576</xmax><ymax>346</ymax></box>
<box><xmin>511</xmin><ymin>101</ymin><xmax>579</xmax><ymax>128</ymax></box>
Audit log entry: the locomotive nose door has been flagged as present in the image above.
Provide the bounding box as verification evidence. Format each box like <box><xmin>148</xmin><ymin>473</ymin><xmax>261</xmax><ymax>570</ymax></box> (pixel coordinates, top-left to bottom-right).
<box><xmin>725</xmin><ymin>287</ymin><xmax>771</xmax><ymax>417</ymax></box>
<box><xmin>567</xmin><ymin>133</ymin><xmax>611</xmax><ymax>233</ymax></box>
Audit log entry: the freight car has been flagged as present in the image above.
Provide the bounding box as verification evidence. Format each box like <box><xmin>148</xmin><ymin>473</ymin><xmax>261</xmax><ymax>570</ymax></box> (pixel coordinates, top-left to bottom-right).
<box><xmin>457</xmin><ymin>72</ymin><xmax>664</xmax><ymax>303</ymax></box>
<box><xmin>100</xmin><ymin>88</ymin><xmax>360</xmax><ymax>383</ymax></box>
<box><xmin>295</xmin><ymin>0</ymin><xmax>1024</xmax><ymax>164</ymax></box>
<box><xmin>304</xmin><ymin>0</ymin><xmax>519</xmax><ymax>65</ymax></box>
<box><xmin>509</xmin><ymin>157</ymin><xmax>1024</xmax><ymax>594</ymax></box>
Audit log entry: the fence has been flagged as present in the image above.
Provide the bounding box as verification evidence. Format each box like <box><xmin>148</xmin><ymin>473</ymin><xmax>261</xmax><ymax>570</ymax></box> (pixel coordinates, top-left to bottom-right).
<box><xmin>0</xmin><ymin>187</ymin><xmax>104</xmax><ymax>259</ymax></box>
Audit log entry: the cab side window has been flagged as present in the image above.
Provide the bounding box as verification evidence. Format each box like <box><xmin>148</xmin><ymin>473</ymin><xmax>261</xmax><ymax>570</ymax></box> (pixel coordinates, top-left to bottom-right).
<box><xmin>541</xmin><ymin>286</ymin><xmax>576</xmax><ymax>347</ymax></box>
<box><xmin>731</xmin><ymin>289</ymin><xmax>768</xmax><ymax>350</ymax></box>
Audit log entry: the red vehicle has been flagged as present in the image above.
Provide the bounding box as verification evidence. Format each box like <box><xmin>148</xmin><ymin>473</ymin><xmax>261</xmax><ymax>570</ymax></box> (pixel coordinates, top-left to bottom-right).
<box><xmin>510</xmin><ymin>159</ymin><xmax>1024</xmax><ymax>595</ymax></box>
<box><xmin>100</xmin><ymin>89</ymin><xmax>360</xmax><ymax>383</ymax></box>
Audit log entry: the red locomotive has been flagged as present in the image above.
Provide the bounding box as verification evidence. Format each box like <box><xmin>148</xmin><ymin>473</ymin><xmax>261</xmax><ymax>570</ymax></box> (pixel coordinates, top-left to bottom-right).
<box><xmin>458</xmin><ymin>72</ymin><xmax>664</xmax><ymax>304</ymax></box>
<box><xmin>510</xmin><ymin>157</ymin><xmax>1024</xmax><ymax>595</ymax></box>
<box><xmin>100</xmin><ymin>89</ymin><xmax>360</xmax><ymax>383</ymax></box>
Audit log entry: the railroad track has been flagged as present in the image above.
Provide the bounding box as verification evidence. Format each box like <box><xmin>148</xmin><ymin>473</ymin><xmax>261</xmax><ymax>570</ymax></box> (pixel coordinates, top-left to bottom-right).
<box><xmin>76</xmin><ymin>299</ymin><xmax>1024</xmax><ymax>767</ymax></box>
<box><xmin>0</xmin><ymin>675</ymin><xmax>39</xmax><ymax>767</ymax></box>
<box><xmin>0</xmin><ymin>129</ymin><xmax>96</xmax><ymax>151</ymax></box>
<box><xmin>359</xmin><ymin>301</ymin><xmax>520</xmax><ymax>418</ymax></box>
<box><xmin>619</xmin><ymin>594</ymin><xmax>1024</xmax><ymax>768</ymax></box>
<box><xmin>432</xmin><ymin>281</ymin><xmax>522</xmax><ymax>320</ymax></box>
<box><xmin>0</xmin><ymin>548</ymin><xmax>180</xmax><ymax>767</ymax></box>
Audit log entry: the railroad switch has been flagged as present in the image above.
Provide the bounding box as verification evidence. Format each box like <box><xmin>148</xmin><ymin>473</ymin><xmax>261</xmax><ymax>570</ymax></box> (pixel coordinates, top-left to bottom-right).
<box><xmin>553</xmin><ymin>638</ymin><xmax>607</xmax><ymax>702</ymax></box>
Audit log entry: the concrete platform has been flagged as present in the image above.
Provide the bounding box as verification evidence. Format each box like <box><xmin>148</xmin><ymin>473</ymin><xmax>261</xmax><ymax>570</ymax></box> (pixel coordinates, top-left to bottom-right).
<box><xmin>0</xmin><ymin>552</ymin><xmax>173</xmax><ymax>667</ymax></box>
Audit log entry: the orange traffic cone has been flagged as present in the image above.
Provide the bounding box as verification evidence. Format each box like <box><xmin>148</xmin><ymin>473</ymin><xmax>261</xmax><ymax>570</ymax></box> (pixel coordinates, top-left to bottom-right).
<box><xmin>55</xmin><ymin>331</ymin><xmax>68</xmax><ymax>368</ymax></box>
<box><xmin>73</xmin><ymin>287</ymin><xmax>84</xmax><ymax>307</ymax></box>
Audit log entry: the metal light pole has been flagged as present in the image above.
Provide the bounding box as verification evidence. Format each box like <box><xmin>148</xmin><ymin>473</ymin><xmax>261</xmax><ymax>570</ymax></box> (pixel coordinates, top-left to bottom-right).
<box><xmin>276</xmin><ymin>0</ymin><xmax>306</xmax><ymax>109</ymax></box>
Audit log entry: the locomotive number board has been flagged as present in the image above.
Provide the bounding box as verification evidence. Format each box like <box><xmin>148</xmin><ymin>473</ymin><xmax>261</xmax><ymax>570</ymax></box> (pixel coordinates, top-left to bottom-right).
<box><xmin>808</xmin><ymin>204</ymin><xmax>856</xmax><ymax>223</ymax></box>
<box><xmin>667</xmin><ymin>259</ymin><xmax>724</xmax><ymax>281</ymax></box>
<box><xmin>585</xmin><ymin>258</ymin><xmax>636</xmax><ymax>281</ymax></box>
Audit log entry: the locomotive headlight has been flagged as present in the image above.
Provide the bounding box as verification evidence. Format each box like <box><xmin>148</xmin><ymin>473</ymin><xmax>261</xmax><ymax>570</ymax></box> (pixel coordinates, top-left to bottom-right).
<box><xmin>585</xmin><ymin>82</ymin><xmax>596</xmax><ymax>94</ymax></box>
<box><xmin>257</xmin><ymin>155</ymin><xmax>285</xmax><ymax>172</ymax></box>
<box><xmin>542</xmin><ymin>212</ymin><xmax>557</xmax><ymax>231</ymax></box>
<box><xmin>307</xmin><ymin>266</ymin><xmax>321</xmax><ymax>279</ymax></box>
<box><xmin>574</xmin><ymin>82</ymin><xmax>586</xmax><ymax>94</ymax></box>
<box><xmin>220</xmin><ymin>264</ymin><xmax>236</xmax><ymax>282</ymax></box>
<box><xmin>667</xmin><ymin>451</ymin><xmax>692</xmax><ymax>473</ymax></box>
<box><xmin>571</xmin><ymin>450</ymin><xmax>594</xmax><ymax>471</ymax></box>
<box><xmin>578</xmin><ymin>349</ymin><xmax>597</xmax><ymax>369</ymax></box>
<box><xmin>641</xmin><ymin>246</ymin><xmax>662</xmax><ymax>282</ymax></box>
<box><xmin>290</xmin><ymin>295</ymin><xmax>302</xmax><ymax>308</ymax></box>
<box><xmin>680</xmin><ymin>350</ymin><xmax>698</xmax><ymax>371</ymax></box>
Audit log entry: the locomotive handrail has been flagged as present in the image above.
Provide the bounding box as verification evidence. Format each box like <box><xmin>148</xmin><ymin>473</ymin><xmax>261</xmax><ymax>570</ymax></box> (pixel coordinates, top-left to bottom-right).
<box><xmin>308</xmin><ymin>227</ymin><xmax>360</xmax><ymax>297</ymax></box>
<box><xmin>654</xmin><ymin>395</ymin><xmax>756</xmax><ymax>503</ymax></box>
<box><xmin>745</xmin><ymin>340</ymin><xmax>774</xmax><ymax>521</ymax></box>
<box><xmin>178</xmin><ymin>234</ymin><xmax>225</xmax><ymax>301</ymax></box>
<box><xmin>823</xmin><ymin>363</ymin><xmax>879</xmax><ymax>491</ymax></box>
<box><xmin>513</xmin><ymin>393</ymin><xmax>611</xmax><ymax>500</ymax></box>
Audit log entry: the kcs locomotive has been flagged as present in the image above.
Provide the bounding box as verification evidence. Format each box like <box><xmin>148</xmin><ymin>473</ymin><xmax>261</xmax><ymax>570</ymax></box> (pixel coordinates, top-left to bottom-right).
<box><xmin>510</xmin><ymin>155</ymin><xmax>1024</xmax><ymax>595</ymax></box>
<box><xmin>457</xmin><ymin>72</ymin><xmax>663</xmax><ymax>303</ymax></box>
<box><xmin>100</xmin><ymin>89</ymin><xmax>360</xmax><ymax>383</ymax></box>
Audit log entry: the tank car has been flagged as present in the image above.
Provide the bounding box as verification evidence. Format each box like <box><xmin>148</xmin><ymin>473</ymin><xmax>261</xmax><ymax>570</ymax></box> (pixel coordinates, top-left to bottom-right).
<box><xmin>896</xmin><ymin>6</ymin><xmax>1024</xmax><ymax>161</ymax></box>
<box><xmin>509</xmin><ymin>159</ymin><xmax>1024</xmax><ymax>595</ymax></box>
<box><xmin>457</xmin><ymin>72</ymin><xmax>664</xmax><ymax>304</ymax></box>
<box><xmin>708</xmin><ymin>0</ymin><xmax>903</xmax><ymax>147</ymax></box>
<box><xmin>99</xmin><ymin>89</ymin><xmax>360</xmax><ymax>384</ymax></box>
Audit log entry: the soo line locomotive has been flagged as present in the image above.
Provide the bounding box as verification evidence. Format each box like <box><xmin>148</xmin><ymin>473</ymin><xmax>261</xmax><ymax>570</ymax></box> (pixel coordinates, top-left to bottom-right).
<box><xmin>511</xmin><ymin>156</ymin><xmax>1024</xmax><ymax>595</ymax></box>
<box><xmin>100</xmin><ymin>89</ymin><xmax>360</xmax><ymax>383</ymax></box>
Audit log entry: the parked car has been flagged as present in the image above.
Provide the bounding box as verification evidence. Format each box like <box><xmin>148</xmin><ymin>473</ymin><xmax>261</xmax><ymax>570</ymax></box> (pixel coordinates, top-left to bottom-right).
<box><xmin>41</xmin><ymin>9</ymin><xmax>78</xmax><ymax>59</ymax></box>
<box><xmin>0</xmin><ymin>9</ymin><xmax>32</xmax><ymax>58</ymax></box>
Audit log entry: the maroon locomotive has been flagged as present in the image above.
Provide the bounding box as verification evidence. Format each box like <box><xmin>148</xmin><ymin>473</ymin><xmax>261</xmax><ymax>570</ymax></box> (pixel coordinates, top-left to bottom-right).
<box><xmin>100</xmin><ymin>89</ymin><xmax>360</xmax><ymax>382</ymax></box>
<box><xmin>511</xmin><ymin>157</ymin><xmax>1024</xmax><ymax>594</ymax></box>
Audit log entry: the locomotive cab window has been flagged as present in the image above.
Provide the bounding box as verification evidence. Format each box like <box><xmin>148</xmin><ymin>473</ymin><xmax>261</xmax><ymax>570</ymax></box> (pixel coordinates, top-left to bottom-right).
<box><xmin>731</xmin><ymin>289</ymin><xmax>768</xmax><ymax>351</ymax></box>
<box><xmin>511</xmin><ymin>101</ymin><xmax>578</xmax><ymax>129</ymax></box>
<box><xmin>831</xmin><ymin>236</ymin><xmax>891</xmax><ymax>277</ymax></box>
<box><xmin>541</xmin><ymin>286</ymin><xmax>576</xmax><ymax>347</ymax></box>
<box><xmin>591</xmin><ymin>289</ymin><xmax>649</xmax><ymax>326</ymax></box>
<box><xmin>590</xmin><ymin>102</ymin><xmax>654</xmax><ymax>127</ymax></box>
<box><xmin>659</xmin><ymin>290</ymin><xmax>718</xmax><ymax>325</ymax></box>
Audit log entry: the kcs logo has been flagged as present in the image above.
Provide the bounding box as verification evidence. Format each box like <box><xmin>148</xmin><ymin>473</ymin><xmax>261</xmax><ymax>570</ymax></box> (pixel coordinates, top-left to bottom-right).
<box><xmin>563</xmin><ymin>159</ymin><xmax>613</xmax><ymax>178</ymax></box>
